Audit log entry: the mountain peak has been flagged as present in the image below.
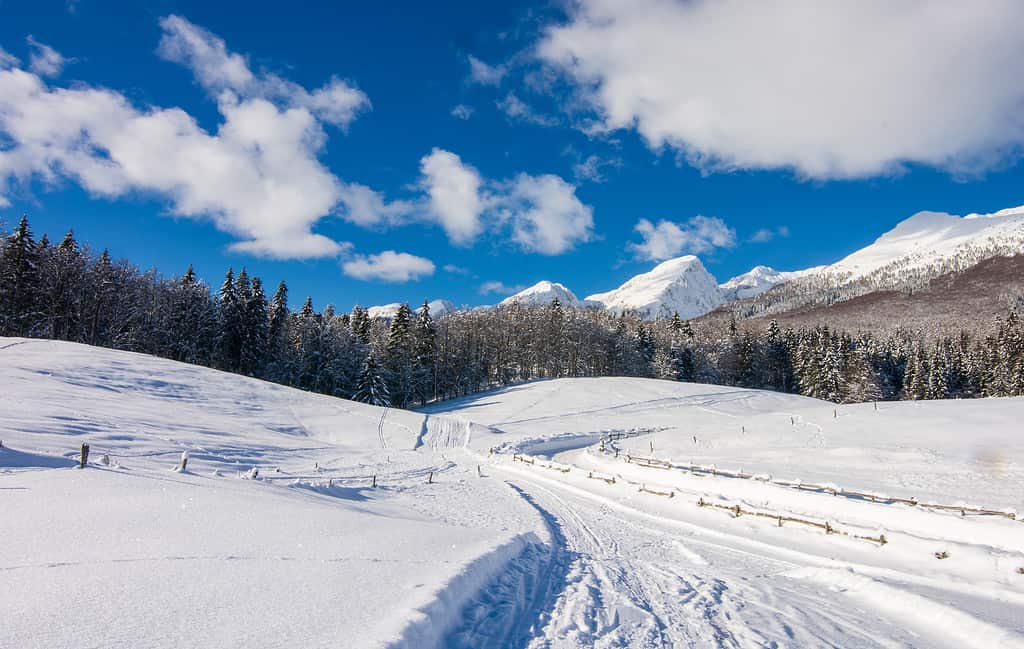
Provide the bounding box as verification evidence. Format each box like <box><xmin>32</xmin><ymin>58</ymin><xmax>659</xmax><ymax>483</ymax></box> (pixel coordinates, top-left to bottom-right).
<box><xmin>586</xmin><ymin>255</ymin><xmax>722</xmax><ymax>319</ymax></box>
<box><xmin>500</xmin><ymin>280</ymin><xmax>581</xmax><ymax>307</ymax></box>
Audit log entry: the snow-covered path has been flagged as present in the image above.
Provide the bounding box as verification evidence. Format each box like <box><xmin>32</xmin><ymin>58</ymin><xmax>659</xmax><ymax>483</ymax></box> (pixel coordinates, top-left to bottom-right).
<box><xmin>465</xmin><ymin>468</ymin><xmax>941</xmax><ymax>649</ymax></box>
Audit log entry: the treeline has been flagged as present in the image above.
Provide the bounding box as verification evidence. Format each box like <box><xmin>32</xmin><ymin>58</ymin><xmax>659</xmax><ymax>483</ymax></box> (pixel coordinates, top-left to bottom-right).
<box><xmin>2</xmin><ymin>216</ymin><xmax>1023</xmax><ymax>407</ymax></box>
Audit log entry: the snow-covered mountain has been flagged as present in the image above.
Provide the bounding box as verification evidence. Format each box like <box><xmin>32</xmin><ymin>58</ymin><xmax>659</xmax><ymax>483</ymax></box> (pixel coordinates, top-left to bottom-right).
<box><xmin>717</xmin><ymin>205</ymin><xmax>1024</xmax><ymax>324</ymax></box>
<box><xmin>814</xmin><ymin>205</ymin><xmax>1024</xmax><ymax>282</ymax></box>
<box><xmin>586</xmin><ymin>256</ymin><xmax>724</xmax><ymax>319</ymax></box>
<box><xmin>719</xmin><ymin>265</ymin><xmax>823</xmax><ymax>301</ymax></box>
<box><xmin>499</xmin><ymin>281</ymin><xmax>581</xmax><ymax>307</ymax></box>
<box><xmin>368</xmin><ymin>299</ymin><xmax>456</xmax><ymax>319</ymax></box>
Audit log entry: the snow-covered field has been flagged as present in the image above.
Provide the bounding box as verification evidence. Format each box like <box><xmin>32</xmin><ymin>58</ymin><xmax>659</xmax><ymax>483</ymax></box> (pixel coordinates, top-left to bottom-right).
<box><xmin>5</xmin><ymin>338</ymin><xmax>1024</xmax><ymax>648</ymax></box>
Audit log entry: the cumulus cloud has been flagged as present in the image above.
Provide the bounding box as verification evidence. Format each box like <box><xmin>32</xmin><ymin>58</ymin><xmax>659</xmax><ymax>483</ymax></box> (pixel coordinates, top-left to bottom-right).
<box><xmin>417</xmin><ymin>149</ymin><xmax>594</xmax><ymax>254</ymax></box>
<box><xmin>0</xmin><ymin>16</ymin><xmax>375</xmax><ymax>260</ymax></box>
<box><xmin>467</xmin><ymin>55</ymin><xmax>507</xmax><ymax>86</ymax></box>
<box><xmin>538</xmin><ymin>0</ymin><xmax>1024</xmax><ymax>179</ymax></box>
<box><xmin>336</xmin><ymin>182</ymin><xmax>413</xmax><ymax>228</ymax></box>
<box><xmin>479</xmin><ymin>280</ymin><xmax>526</xmax><ymax>296</ymax></box>
<box><xmin>498</xmin><ymin>174</ymin><xmax>594</xmax><ymax>255</ymax></box>
<box><xmin>157</xmin><ymin>15</ymin><xmax>369</xmax><ymax>129</ymax></box>
<box><xmin>419</xmin><ymin>148</ymin><xmax>486</xmax><ymax>246</ymax></box>
<box><xmin>628</xmin><ymin>216</ymin><xmax>736</xmax><ymax>261</ymax></box>
<box><xmin>26</xmin><ymin>36</ymin><xmax>68</xmax><ymax>77</ymax></box>
<box><xmin>341</xmin><ymin>250</ymin><xmax>435</xmax><ymax>282</ymax></box>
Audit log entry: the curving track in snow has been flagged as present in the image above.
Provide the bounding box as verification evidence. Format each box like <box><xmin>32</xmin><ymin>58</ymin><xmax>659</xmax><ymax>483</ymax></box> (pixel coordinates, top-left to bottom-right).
<box><xmin>445</xmin><ymin>462</ymin><xmax>1024</xmax><ymax>649</ymax></box>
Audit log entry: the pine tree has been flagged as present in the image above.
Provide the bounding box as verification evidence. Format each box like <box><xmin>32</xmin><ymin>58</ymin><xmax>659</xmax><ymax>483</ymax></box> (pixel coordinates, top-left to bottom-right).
<box><xmin>241</xmin><ymin>276</ymin><xmax>269</xmax><ymax>376</ymax></box>
<box><xmin>353</xmin><ymin>353</ymin><xmax>390</xmax><ymax>406</ymax></box>
<box><xmin>216</xmin><ymin>268</ymin><xmax>243</xmax><ymax>371</ymax></box>
<box><xmin>384</xmin><ymin>304</ymin><xmax>414</xmax><ymax>407</ymax></box>
<box><xmin>0</xmin><ymin>215</ymin><xmax>40</xmax><ymax>335</ymax></box>
<box><xmin>413</xmin><ymin>300</ymin><xmax>437</xmax><ymax>405</ymax></box>
<box><xmin>350</xmin><ymin>305</ymin><xmax>371</xmax><ymax>344</ymax></box>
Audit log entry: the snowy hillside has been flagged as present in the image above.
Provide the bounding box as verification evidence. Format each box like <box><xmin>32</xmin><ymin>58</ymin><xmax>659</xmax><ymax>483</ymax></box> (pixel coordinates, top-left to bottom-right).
<box><xmin>816</xmin><ymin>205</ymin><xmax>1024</xmax><ymax>281</ymax></box>
<box><xmin>0</xmin><ymin>338</ymin><xmax>543</xmax><ymax>649</ymax></box>
<box><xmin>499</xmin><ymin>280</ymin><xmax>582</xmax><ymax>307</ymax></box>
<box><xmin>369</xmin><ymin>298</ymin><xmax>456</xmax><ymax>319</ymax></box>
<box><xmin>6</xmin><ymin>339</ymin><xmax>1024</xmax><ymax>648</ymax></box>
<box><xmin>586</xmin><ymin>255</ymin><xmax>724</xmax><ymax>319</ymax></box>
<box><xmin>720</xmin><ymin>265</ymin><xmax>823</xmax><ymax>301</ymax></box>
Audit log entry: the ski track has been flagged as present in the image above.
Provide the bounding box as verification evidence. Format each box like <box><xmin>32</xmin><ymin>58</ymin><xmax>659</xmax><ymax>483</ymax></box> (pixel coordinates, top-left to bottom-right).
<box><xmin>447</xmin><ymin>463</ymin><xmax>996</xmax><ymax>649</ymax></box>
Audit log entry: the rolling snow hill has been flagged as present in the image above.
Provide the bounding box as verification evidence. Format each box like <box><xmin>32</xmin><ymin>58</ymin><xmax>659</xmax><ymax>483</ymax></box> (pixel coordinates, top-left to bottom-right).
<box><xmin>6</xmin><ymin>339</ymin><xmax>1024</xmax><ymax>648</ymax></box>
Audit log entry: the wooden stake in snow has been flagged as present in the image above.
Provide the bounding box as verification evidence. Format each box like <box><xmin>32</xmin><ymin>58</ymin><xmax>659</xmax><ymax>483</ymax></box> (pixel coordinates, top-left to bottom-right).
<box><xmin>476</xmin><ymin>465</ymin><xmax>482</xmax><ymax>478</ymax></box>
<box><xmin>372</xmin><ymin>474</ymin><xmax>377</xmax><ymax>488</ymax></box>
<box><xmin>79</xmin><ymin>443</ymin><xmax>90</xmax><ymax>468</ymax></box>
<box><xmin>178</xmin><ymin>450</ymin><xmax>189</xmax><ymax>472</ymax></box>
<box><xmin>427</xmin><ymin>471</ymin><xmax>434</xmax><ymax>484</ymax></box>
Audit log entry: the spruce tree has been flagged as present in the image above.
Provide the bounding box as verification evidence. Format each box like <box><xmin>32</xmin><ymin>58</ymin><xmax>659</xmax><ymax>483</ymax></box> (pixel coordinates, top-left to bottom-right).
<box><xmin>353</xmin><ymin>353</ymin><xmax>390</xmax><ymax>406</ymax></box>
<box><xmin>0</xmin><ymin>215</ymin><xmax>40</xmax><ymax>336</ymax></box>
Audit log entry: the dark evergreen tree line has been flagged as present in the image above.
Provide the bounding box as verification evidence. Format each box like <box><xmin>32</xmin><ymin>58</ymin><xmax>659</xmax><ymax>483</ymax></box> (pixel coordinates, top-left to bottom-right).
<box><xmin>2</xmin><ymin>216</ymin><xmax>1022</xmax><ymax>407</ymax></box>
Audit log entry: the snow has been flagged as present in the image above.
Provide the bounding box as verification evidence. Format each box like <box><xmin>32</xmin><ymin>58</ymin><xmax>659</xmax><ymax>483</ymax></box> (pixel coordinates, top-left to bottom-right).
<box><xmin>810</xmin><ymin>206</ymin><xmax>1024</xmax><ymax>281</ymax></box>
<box><xmin>5</xmin><ymin>338</ymin><xmax>1024</xmax><ymax>648</ymax></box>
<box><xmin>720</xmin><ymin>264</ymin><xmax>824</xmax><ymax>300</ymax></box>
<box><xmin>499</xmin><ymin>281</ymin><xmax>581</xmax><ymax>308</ymax></box>
<box><xmin>427</xmin><ymin>377</ymin><xmax>1024</xmax><ymax>647</ymax></box>
<box><xmin>368</xmin><ymin>298</ymin><xmax>456</xmax><ymax>319</ymax></box>
<box><xmin>586</xmin><ymin>255</ymin><xmax>725</xmax><ymax>319</ymax></box>
<box><xmin>0</xmin><ymin>338</ymin><xmax>540</xmax><ymax>649</ymax></box>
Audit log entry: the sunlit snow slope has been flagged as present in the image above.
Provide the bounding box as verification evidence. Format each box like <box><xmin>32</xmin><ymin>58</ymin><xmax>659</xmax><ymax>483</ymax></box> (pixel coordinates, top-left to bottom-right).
<box><xmin>0</xmin><ymin>338</ymin><xmax>542</xmax><ymax>649</ymax></box>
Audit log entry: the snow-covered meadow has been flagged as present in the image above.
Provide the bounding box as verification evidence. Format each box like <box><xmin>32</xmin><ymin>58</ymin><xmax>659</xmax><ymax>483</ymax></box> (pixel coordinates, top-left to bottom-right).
<box><xmin>4</xmin><ymin>338</ymin><xmax>1024</xmax><ymax>647</ymax></box>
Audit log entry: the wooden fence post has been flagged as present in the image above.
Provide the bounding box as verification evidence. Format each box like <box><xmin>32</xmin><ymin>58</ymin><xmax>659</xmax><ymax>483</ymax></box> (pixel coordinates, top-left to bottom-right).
<box><xmin>427</xmin><ymin>471</ymin><xmax>434</xmax><ymax>484</ymax></box>
<box><xmin>372</xmin><ymin>474</ymin><xmax>377</xmax><ymax>488</ymax></box>
<box><xmin>79</xmin><ymin>443</ymin><xmax>90</xmax><ymax>468</ymax></box>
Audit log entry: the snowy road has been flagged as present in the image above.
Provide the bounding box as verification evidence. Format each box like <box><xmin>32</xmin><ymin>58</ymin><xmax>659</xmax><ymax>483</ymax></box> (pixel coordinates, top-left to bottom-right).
<box><xmin>447</xmin><ymin>463</ymin><xmax>1020</xmax><ymax>649</ymax></box>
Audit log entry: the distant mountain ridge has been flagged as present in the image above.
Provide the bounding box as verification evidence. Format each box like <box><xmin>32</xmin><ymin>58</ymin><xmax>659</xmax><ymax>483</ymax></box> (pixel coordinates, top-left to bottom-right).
<box><xmin>367</xmin><ymin>204</ymin><xmax>1024</xmax><ymax>323</ymax></box>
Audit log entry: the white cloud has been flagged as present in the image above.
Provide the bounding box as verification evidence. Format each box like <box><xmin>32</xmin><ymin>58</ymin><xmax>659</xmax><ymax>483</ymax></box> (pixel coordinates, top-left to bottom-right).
<box><xmin>467</xmin><ymin>55</ymin><xmax>507</xmax><ymax>86</ymax></box>
<box><xmin>341</xmin><ymin>250</ymin><xmax>435</xmax><ymax>282</ymax></box>
<box><xmin>418</xmin><ymin>148</ymin><xmax>485</xmax><ymax>246</ymax></box>
<box><xmin>749</xmin><ymin>225</ymin><xmax>790</xmax><ymax>243</ymax></box>
<box><xmin>336</xmin><ymin>182</ymin><xmax>413</xmax><ymax>228</ymax></box>
<box><xmin>0</xmin><ymin>16</ymin><xmax>376</xmax><ymax>260</ymax></box>
<box><xmin>0</xmin><ymin>47</ymin><xmax>19</xmax><ymax>69</ymax></box>
<box><xmin>539</xmin><ymin>0</ymin><xmax>1024</xmax><ymax>179</ymax></box>
<box><xmin>417</xmin><ymin>148</ymin><xmax>594</xmax><ymax>254</ymax></box>
<box><xmin>497</xmin><ymin>93</ymin><xmax>557</xmax><ymax>126</ymax></box>
<box><xmin>26</xmin><ymin>36</ymin><xmax>69</xmax><ymax>77</ymax></box>
<box><xmin>450</xmin><ymin>104</ymin><xmax>474</xmax><ymax>120</ymax></box>
<box><xmin>498</xmin><ymin>174</ymin><xmax>594</xmax><ymax>255</ymax></box>
<box><xmin>443</xmin><ymin>263</ymin><xmax>470</xmax><ymax>274</ymax></box>
<box><xmin>479</xmin><ymin>280</ymin><xmax>525</xmax><ymax>295</ymax></box>
<box><xmin>628</xmin><ymin>216</ymin><xmax>736</xmax><ymax>261</ymax></box>
<box><xmin>157</xmin><ymin>15</ymin><xmax>369</xmax><ymax>129</ymax></box>
<box><xmin>572</xmin><ymin>153</ymin><xmax>621</xmax><ymax>183</ymax></box>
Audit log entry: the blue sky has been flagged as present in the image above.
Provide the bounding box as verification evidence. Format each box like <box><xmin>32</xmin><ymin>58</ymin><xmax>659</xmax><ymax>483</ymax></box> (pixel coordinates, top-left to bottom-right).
<box><xmin>2</xmin><ymin>0</ymin><xmax>1023</xmax><ymax>310</ymax></box>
